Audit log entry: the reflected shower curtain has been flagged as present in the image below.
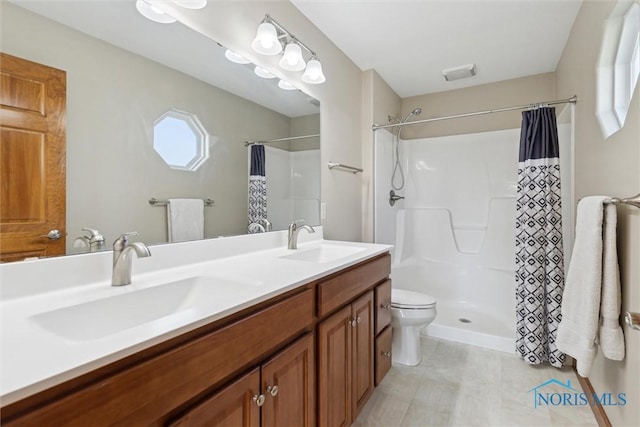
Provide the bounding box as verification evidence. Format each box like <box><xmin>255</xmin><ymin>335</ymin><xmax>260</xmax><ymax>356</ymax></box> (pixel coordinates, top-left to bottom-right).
<box><xmin>248</xmin><ymin>144</ymin><xmax>267</xmax><ymax>233</ymax></box>
<box><xmin>515</xmin><ymin>107</ymin><xmax>566</xmax><ymax>367</ymax></box>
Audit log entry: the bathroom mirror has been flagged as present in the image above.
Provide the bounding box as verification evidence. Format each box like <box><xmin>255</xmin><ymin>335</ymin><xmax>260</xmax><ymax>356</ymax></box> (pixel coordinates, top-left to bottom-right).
<box><xmin>1</xmin><ymin>0</ymin><xmax>320</xmax><ymax>257</ymax></box>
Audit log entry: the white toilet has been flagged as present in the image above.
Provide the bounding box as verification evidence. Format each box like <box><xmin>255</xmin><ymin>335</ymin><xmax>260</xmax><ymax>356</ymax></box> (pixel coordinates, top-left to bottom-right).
<box><xmin>390</xmin><ymin>288</ymin><xmax>437</xmax><ymax>366</ymax></box>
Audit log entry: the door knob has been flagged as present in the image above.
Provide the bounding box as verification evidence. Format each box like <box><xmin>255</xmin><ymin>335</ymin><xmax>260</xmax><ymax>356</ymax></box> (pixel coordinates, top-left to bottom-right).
<box><xmin>252</xmin><ymin>394</ymin><xmax>265</xmax><ymax>407</ymax></box>
<box><xmin>37</xmin><ymin>230</ymin><xmax>62</xmax><ymax>240</ymax></box>
<box><xmin>266</xmin><ymin>384</ymin><xmax>279</xmax><ymax>397</ymax></box>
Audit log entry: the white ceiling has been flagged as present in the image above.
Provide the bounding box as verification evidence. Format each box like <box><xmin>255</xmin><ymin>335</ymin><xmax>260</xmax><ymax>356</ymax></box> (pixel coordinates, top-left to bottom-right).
<box><xmin>7</xmin><ymin>0</ymin><xmax>319</xmax><ymax>118</ymax></box>
<box><xmin>292</xmin><ymin>0</ymin><xmax>583</xmax><ymax>98</ymax></box>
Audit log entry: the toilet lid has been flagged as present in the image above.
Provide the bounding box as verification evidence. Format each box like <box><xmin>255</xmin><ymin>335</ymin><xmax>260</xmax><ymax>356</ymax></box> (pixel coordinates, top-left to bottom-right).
<box><xmin>391</xmin><ymin>288</ymin><xmax>436</xmax><ymax>309</ymax></box>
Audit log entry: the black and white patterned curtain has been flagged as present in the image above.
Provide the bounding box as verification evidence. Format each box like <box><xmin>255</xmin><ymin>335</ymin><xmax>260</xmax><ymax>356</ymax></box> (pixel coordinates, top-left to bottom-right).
<box><xmin>515</xmin><ymin>107</ymin><xmax>565</xmax><ymax>367</ymax></box>
<box><xmin>248</xmin><ymin>144</ymin><xmax>267</xmax><ymax>233</ymax></box>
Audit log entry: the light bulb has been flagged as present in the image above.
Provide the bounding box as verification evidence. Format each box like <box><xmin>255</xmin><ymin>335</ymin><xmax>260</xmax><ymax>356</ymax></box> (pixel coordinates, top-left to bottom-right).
<box><xmin>279</xmin><ymin>42</ymin><xmax>306</xmax><ymax>72</ymax></box>
<box><xmin>254</xmin><ymin>66</ymin><xmax>276</xmax><ymax>79</ymax></box>
<box><xmin>251</xmin><ymin>22</ymin><xmax>282</xmax><ymax>55</ymax></box>
<box><xmin>302</xmin><ymin>58</ymin><xmax>326</xmax><ymax>84</ymax></box>
<box><xmin>174</xmin><ymin>0</ymin><xmax>207</xmax><ymax>9</ymax></box>
<box><xmin>135</xmin><ymin>0</ymin><xmax>177</xmax><ymax>24</ymax></box>
<box><xmin>278</xmin><ymin>80</ymin><xmax>297</xmax><ymax>90</ymax></box>
<box><xmin>224</xmin><ymin>49</ymin><xmax>250</xmax><ymax>65</ymax></box>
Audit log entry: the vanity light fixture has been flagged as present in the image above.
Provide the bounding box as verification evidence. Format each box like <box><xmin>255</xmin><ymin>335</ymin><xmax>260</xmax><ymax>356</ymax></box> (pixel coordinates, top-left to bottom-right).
<box><xmin>173</xmin><ymin>0</ymin><xmax>207</xmax><ymax>9</ymax></box>
<box><xmin>135</xmin><ymin>0</ymin><xmax>177</xmax><ymax>24</ymax></box>
<box><xmin>136</xmin><ymin>0</ymin><xmax>207</xmax><ymax>24</ymax></box>
<box><xmin>279</xmin><ymin>42</ymin><xmax>306</xmax><ymax>71</ymax></box>
<box><xmin>277</xmin><ymin>79</ymin><xmax>297</xmax><ymax>90</ymax></box>
<box><xmin>301</xmin><ymin>57</ymin><xmax>326</xmax><ymax>84</ymax></box>
<box><xmin>252</xmin><ymin>14</ymin><xmax>326</xmax><ymax>84</ymax></box>
<box><xmin>254</xmin><ymin>66</ymin><xmax>276</xmax><ymax>79</ymax></box>
<box><xmin>225</xmin><ymin>49</ymin><xmax>251</xmax><ymax>64</ymax></box>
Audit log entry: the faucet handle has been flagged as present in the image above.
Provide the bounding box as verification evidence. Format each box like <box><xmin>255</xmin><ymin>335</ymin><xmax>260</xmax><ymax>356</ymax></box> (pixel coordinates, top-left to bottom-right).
<box><xmin>82</xmin><ymin>227</ymin><xmax>105</xmax><ymax>244</ymax></box>
<box><xmin>113</xmin><ymin>231</ymin><xmax>139</xmax><ymax>248</ymax></box>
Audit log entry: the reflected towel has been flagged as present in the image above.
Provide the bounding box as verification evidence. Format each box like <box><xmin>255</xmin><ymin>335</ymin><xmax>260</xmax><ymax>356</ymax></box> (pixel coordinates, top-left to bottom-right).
<box><xmin>556</xmin><ymin>196</ymin><xmax>625</xmax><ymax>377</ymax></box>
<box><xmin>167</xmin><ymin>199</ymin><xmax>204</xmax><ymax>243</ymax></box>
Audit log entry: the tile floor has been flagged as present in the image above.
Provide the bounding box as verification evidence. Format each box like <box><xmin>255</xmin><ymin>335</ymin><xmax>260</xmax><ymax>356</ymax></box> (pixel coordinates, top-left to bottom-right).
<box><xmin>353</xmin><ymin>337</ymin><xmax>598</xmax><ymax>427</ymax></box>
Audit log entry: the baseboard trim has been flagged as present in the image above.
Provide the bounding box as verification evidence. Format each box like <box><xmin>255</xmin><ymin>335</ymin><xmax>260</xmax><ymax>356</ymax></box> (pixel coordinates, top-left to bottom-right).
<box><xmin>574</xmin><ymin>369</ymin><xmax>613</xmax><ymax>427</ymax></box>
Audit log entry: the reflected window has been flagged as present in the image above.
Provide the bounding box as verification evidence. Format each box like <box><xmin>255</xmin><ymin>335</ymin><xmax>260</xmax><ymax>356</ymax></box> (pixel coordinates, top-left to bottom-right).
<box><xmin>153</xmin><ymin>109</ymin><xmax>209</xmax><ymax>171</ymax></box>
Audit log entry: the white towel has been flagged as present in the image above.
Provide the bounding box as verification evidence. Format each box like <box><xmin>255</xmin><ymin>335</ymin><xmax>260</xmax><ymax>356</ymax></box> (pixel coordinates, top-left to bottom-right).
<box><xmin>556</xmin><ymin>196</ymin><xmax>625</xmax><ymax>377</ymax></box>
<box><xmin>167</xmin><ymin>198</ymin><xmax>204</xmax><ymax>243</ymax></box>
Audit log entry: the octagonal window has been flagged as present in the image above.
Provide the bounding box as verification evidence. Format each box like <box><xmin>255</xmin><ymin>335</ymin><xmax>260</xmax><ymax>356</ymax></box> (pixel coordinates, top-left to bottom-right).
<box><xmin>596</xmin><ymin>0</ymin><xmax>640</xmax><ymax>139</ymax></box>
<box><xmin>154</xmin><ymin>109</ymin><xmax>209</xmax><ymax>171</ymax></box>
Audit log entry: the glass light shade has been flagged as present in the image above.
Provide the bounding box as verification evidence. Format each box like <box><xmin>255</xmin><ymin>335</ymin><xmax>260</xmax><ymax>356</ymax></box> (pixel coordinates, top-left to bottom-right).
<box><xmin>301</xmin><ymin>58</ymin><xmax>326</xmax><ymax>84</ymax></box>
<box><xmin>279</xmin><ymin>43</ymin><xmax>306</xmax><ymax>71</ymax></box>
<box><xmin>135</xmin><ymin>0</ymin><xmax>177</xmax><ymax>24</ymax></box>
<box><xmin>251</xmin><ymin>22</ymin><xmax>282</xmax><ymax>55</ymax></box>
<box><xmin>174</xmin><ymin>0</ymin><xmax>207</xmax><ymax>9</ymax></box>
<box><xmin>254</xmin><ymin>66</ymin><xmax>276</xmax><ymax>79</ymax></box>
<box><xmin>224</xmin><ymin>49</ymin><xmax>250</xmax><ymax>64</ymax></box>
<box><xmin>278</xmin><ymin>80</ymin><xmax>297</xmax><ymax>90</ymax></box>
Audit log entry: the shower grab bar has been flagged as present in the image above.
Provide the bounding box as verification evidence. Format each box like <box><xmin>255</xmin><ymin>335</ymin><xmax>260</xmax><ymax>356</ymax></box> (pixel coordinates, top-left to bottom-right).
<box><xmin>604</xmin><ymin>193</ymin><xmax>640</xmax><ymax>209</ymax></box>
<box><xmin>327</xmin><ymin>162</ymin><xmax>363</xmax><ymax>174</ymax></box>
<box><xmin>149</xmin><ymin>198</ymin><xmax>214</xmax><ymax>206</ymax></box>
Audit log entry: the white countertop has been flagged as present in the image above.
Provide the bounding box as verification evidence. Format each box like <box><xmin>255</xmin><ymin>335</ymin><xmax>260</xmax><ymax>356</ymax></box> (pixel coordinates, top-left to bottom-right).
<box><xmin>0</xmin><ymin>232</ymin><xmax>391</xmax><ymax>405</ymax></box>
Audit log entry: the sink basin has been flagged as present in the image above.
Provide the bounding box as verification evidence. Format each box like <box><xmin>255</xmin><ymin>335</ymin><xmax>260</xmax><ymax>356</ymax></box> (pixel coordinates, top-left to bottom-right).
<box><xmin>280</xmin><ymin>244</ymin><xmax>366</xmax><ymax>263</ymax></box>
<box><xmin>30</xmin><ymin>276</ymin><xmax>254</xmax><ymax>341</ymax></box>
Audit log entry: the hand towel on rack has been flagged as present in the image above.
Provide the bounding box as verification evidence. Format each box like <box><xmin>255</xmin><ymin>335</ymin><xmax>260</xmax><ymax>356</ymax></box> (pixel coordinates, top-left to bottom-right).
<box><xmin>556</xmin><ymin>196</ymin><xmax>625</xmax><ymax>377</ymax></box>
<box><xmin>167</xmin><ymin>199</ymin><xmax>204</xmax><ymax>243</ymax></box>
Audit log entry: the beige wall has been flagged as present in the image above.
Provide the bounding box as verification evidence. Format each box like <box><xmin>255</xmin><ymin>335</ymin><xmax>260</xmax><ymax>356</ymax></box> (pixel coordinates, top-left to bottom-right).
<box><xmin>290</xmin><ymin>113</ymin><xmax>320</xmax><ymax>152</ymax></box>
<box><xmin>164</xmin><ymin>1</ymin><xmax>365</xmax><ymax>241</ymax></box>
<box><xmin>400</xmin><ymin>72</ymin><xmax>556</xmax><ymax>139</ymax></box>
<box><xmin>556</xmin><ymin>1</ymin><xmax>640</xmax><ymax>425</ymax></box>
<box><xmin>1</xmin><ymin>3</ymin><xmax>297</xmax><ymax>249</ymax></box>
<box><xmin>362</xmin><ymin>69</ymin><xmax>401</xmax><ymax>242</ymax></box>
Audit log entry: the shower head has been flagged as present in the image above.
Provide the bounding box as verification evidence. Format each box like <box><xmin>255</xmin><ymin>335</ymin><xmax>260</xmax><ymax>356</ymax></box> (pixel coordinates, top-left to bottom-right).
<box><xmin>401</xmin><ymin>107</ymin><xmax>422</xmax><ymax>123</ymax></box>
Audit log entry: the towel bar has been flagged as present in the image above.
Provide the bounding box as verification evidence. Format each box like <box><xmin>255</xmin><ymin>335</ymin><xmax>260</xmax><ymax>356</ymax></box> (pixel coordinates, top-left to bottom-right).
<box><xmin>149</xmin><ymin>198</ymin><xmax>214</xmax><ymax>206</ymax></box>
<box><xmin>605</xmin><ymin>193</ymin><xmax>640</xmax><ymax>209</ymax></box>
<box><xmin>327</xmin><ymin>162</ymin><xmax>363</xmax><ymax>174</ymax></box>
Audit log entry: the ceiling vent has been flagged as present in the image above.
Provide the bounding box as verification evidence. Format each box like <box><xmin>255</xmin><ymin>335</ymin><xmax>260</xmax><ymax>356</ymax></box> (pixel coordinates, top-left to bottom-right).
<box><xmin>442</xmin><ymin>64</ymin><xmax>477</xmax><ymax>81</ymax></box>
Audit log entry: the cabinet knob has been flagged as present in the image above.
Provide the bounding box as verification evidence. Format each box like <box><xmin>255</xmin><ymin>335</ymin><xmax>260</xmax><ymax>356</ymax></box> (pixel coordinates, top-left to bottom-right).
<box><xmin>266</xmin><ymin>384</ymin><xmax>279</xmax><ymax>397</ymax></box>
<box><xmin>380</xmin><ymin>303</ymin><xmax>391</xmax><ymax>310</ymax></box>
<box><xmin>382</xmin><ymin>351</ymin><xmax>391</xmax><ymax>358</ymax></box>
<box><xmin>253</xmin><ymin>394</ymin><xmax>266</xmax><ymax>407</ymax></box>
<box><xmin>350</xmin><ymin>318</ymin><xmax>357</xmax><ymax>327</ymax></box>
<box><xmin>356</xmin><ymin>315</ymin><xmax>361</xmax><ymax>324</ymax></box>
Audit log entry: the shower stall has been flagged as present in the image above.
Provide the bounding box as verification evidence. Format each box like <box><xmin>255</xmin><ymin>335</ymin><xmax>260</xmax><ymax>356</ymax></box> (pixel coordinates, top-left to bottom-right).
<box><xmin>374</xmin><ymin>105</ymin><xmax>574</xmax><ymax>353</ymax></box>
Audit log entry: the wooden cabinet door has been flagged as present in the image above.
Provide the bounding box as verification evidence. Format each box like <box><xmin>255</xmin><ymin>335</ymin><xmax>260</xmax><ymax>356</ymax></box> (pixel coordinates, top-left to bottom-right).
<box><xmin>262</xmin><ymin>333</ymin><xmax>315</xmax><ymax>427</ymax></box>
<box><xmin>168</xmin><ymin>368</ymin><xmax>261</xmax><ymax>427</ymax></box>
<box><xmin>0</xmin><ymin>53</ymin><xmax>66</xmax><ymax>261</ymax></box>
<box><xmin>317</xmin><ymin>305</ymin><xmax>352</xmax><ymax>427</ymax></box>
<box><xmin>351</xmin><ymin>292</ymin><xmax>374</xmax><ymax>418</ymax></box>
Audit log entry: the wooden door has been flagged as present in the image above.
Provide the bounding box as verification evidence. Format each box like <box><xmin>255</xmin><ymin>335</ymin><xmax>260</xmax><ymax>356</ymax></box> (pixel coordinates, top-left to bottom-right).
<box><xmin>0</xmin><ymin>53</ymin><xmax>66</xmax><ymax>262</ymax></box>
<box><xmin>351</xmin><ymin>291</ymin><xmax>374</xmax><ymax>418</ymax></box>
<box><xmin>168</xmin><ymin>368</ymin><xmax>261</xmax><ymax>427</ymax></box>
<box><xmin>262</xmin><ymin>333</ymin><xmax>315</xmax><ymax>427</ymax></box>
<box><xmin>317</xmin><ymin>305</ymin><xmax>352</xmax><ymax>427</ymax></box>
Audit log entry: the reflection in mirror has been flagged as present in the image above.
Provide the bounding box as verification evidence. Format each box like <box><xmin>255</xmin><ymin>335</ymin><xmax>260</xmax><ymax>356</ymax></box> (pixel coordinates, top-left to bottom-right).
<box><xmin>1</xmin><ymin>0</ymin><xmax>320</xmax><ymax>259</ymax></box>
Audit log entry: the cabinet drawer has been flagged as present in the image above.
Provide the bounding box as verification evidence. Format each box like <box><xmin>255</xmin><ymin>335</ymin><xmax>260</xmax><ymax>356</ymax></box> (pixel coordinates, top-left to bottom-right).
<box><xmin>375</xmin><ymin>326</ymin><xmax>392</xmax><ymax>386</ymax></box>
<box><xmin>317</xmin><ymin>254</ymin><xmax>390</xmax><ymax>318</ymax></box>
<box><xmin>5</xmin><ymin>289</ymin><xmax>314</xmax><ymax>427</ymax></box>
<box><xmin>375</xmin><ymin>280</ymin><xmax>391</xmax><ymax>335</ymax></box>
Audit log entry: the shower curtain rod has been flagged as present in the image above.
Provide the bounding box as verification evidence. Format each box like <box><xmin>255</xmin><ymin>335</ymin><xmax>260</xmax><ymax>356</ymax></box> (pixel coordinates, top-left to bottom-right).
<box><xmin>244</xmin><ymin>133</ymin><xmax>320</xmax><ymax>146</ymax></box>
<box><xmin>371</xmin><ymin>95</ymin><xmax>577</xmax><ymax>131</ymax></box>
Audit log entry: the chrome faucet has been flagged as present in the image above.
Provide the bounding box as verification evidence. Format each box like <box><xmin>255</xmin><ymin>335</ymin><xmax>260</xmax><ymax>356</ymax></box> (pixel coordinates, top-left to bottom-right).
<box><xmin>112</xmin><ymin>232</ymin><xmax>151</xmax><ymax>286</ymax></box>
<box><xmin>288</xmin><ymin>221</ymin><xmax>315</xmax><ymax>249</ymax></box>
<box><xmin>259</xmin><ymin>218</ymin><xmax>273</xmax><ymax>232</ymax></box>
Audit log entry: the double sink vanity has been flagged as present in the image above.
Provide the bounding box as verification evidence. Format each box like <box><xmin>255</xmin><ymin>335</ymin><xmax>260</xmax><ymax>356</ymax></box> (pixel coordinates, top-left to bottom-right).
<box><xmin>0</xmin><ymin>228</ymin><xmax>392</xmax><ymax>426</ymax></box>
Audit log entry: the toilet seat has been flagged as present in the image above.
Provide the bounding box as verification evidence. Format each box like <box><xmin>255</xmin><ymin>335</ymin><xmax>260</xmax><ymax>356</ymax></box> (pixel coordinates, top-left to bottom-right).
<box><xmin>391</xmin><ymin>288</ymin><xmax>436</xmax><ymax>309</ymax></box>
